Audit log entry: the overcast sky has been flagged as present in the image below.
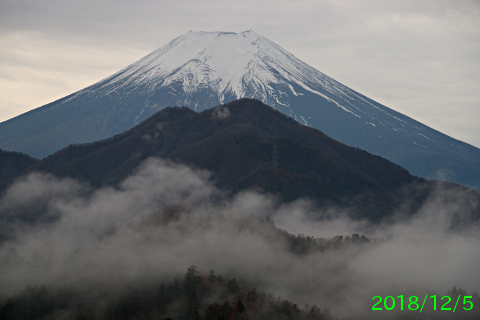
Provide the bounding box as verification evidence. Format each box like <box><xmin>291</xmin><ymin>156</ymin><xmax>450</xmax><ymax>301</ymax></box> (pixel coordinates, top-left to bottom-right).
<box><xmin>1</xmin><ymin>0</ymin><xmax>479</xmax><ymax>147</ymax></box>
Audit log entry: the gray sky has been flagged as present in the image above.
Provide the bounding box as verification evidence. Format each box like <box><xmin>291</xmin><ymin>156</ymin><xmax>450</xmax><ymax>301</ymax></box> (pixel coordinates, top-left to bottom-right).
<box><xmin>1</xmin><ymin>0</ymin><xmax>479</xmax><ymax>147</ymax></box>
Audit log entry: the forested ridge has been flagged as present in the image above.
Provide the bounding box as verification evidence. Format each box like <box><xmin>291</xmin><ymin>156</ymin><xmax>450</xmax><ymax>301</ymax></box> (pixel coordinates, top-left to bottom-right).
<box><xmin>0</xmin><ymin>265</ymin><xmax>335</xmax><ymax>320</ymax></box>
<box><xmin>2</xmin><ymin>211</ymin><xmax>478</xmax><ymax>319</ymax></box>
<box><xmin>0</xmin><ymin>213</ymin><xmax>371</xmax><ymax>319</ymax></box>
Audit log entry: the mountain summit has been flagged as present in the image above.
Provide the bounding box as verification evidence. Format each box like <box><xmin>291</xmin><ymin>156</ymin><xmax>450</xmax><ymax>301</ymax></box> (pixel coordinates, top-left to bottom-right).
<box><xmin>0</xmin><ymin>30</ymin><xmax>479</xmax><ymax>189</ymax></box>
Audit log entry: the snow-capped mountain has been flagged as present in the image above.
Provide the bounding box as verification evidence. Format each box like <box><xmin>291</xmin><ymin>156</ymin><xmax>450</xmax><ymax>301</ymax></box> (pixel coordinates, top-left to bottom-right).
<box><xmin>0</xmin><ymin>30</ymin><xmax>479</xmax><ymax>189</ymax></box>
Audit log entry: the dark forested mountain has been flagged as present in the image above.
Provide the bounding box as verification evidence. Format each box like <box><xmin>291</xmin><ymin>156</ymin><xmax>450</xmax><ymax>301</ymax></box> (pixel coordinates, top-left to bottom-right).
<box><xmin>0</xmin><ymin>149</ymin><xmax>38</xmax><ymax>191</ymax></box>
<box><xmin>0</xmin><ymin>30</ymin><xmax>478</xmax><ymax>190</ymax></box>
<box><xmin>0</xmin><ymin>265</ymin><xmax>336</xmax><ymax>320</ymax></box>
<box><xmin>1</xmin><ymin>99</ymin><xmax>479</xmax><ymax>320</ymax></box>
<box><xmin>5</xmin><ymin>99</ymin><xmax>479</xmax><ymax>221</ymax></box>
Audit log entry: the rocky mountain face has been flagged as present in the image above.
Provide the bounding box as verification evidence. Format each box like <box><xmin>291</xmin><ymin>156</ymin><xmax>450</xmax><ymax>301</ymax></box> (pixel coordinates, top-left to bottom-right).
<box><xmin>0</xmin><ymin>30</ymin><xmax>478</xmax><ymax>190</ymax></box>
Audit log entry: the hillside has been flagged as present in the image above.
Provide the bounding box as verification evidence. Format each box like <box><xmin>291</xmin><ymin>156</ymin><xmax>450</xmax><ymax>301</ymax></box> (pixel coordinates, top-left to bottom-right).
<box><xmin>9</xmin><ymin>99</ymin><xmax>477</xmax><ymax>221</ymax></box>
<box><xmin>0</xmin><ymin>31</ymin><xmax>478</xmax><ymax>190</ymax></box>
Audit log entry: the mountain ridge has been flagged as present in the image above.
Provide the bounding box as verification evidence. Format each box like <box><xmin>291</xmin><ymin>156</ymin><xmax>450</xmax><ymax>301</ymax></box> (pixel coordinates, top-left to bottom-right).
<box><xmin>4</xmin><ymin>99</ymin><xmax>479</xmax><ymax>222</ymax></box>
<box><xmin>0</xmin><ymin>30</ymin><xmax>478</xmax><ymax>190</ymax></box>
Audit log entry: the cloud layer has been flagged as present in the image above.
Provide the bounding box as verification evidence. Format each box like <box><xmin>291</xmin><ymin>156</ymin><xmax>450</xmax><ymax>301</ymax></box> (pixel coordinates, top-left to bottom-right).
<box><xmin>1</xmin><ymin>157</ymin><xmax>479</xmax><ymax>319</ymax></box>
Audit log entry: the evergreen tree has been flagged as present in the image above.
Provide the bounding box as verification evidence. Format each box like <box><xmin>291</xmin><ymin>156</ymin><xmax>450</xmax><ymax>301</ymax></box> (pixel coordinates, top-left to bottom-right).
<box><xmin>208</xmin><ymin>270</ymin><xmax>217</xmax><ymax>284</ymax></box>
<box><xmin>203</xmin><ymin>303</ymin><xmax>223</xmax><ymax>320</ymax></box>
<box><xmin>184</xmin><ymin>265</ymin><xmax>201</xmax><ymax>319</ymax></box>
<box><xmin>237</xmin><ymin>300</ymin><xmax>245</xmax><ymax>313</ymax></box>
<box><xmin>227</xmin><ymin>278</ymin><xmax>240</xmax><ymax>294</ymax></box>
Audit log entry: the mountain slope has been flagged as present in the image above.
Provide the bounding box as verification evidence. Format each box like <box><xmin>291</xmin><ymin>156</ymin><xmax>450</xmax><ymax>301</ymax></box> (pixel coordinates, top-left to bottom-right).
<box><xmin>8</xmin><ymin>99</ymin><xmax>478</xmax><ymax>221</ymax></box>
<box><xmin>0</xmin><ymin>149</ymin><xmax>38</xmax><ymax>191</ymax></box>
<box><xmin>0</xmin><ymin>30</ymin><xmax>478</xmax><ymax>190</ymax></box>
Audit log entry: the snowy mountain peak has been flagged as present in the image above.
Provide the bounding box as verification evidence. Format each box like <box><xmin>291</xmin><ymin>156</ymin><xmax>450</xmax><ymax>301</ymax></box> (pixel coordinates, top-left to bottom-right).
<box><xmin>103</xmin><ymin>30</ymin><xmax>337</xmax><ymax>109</ymax></box>
<box><xmin>1</xmin><ymin>30</ymin><xmax>479</xmax><ymax>190</ymax></box>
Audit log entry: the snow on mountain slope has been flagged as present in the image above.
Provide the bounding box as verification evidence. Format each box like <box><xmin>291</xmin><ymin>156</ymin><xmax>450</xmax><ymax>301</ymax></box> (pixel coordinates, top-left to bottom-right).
<box><xmin>0</xmin><ymin>30</ymin><xmax>479</xmax><ymax>190</ymax></box>
<box><xmin>93</xmin><ymin>30</ymin><xmax>363</xmax><ymax>118</ymax></box>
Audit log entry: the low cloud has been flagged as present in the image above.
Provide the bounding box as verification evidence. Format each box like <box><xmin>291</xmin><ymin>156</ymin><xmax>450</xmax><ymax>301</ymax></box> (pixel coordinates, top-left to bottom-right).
<box><xmin>0</xmin><ymin>157</ymin><xmax>479</xmax><ymax>319</ymax></box>
<box><xmin>212</xmin><ymin>106</ymin><xmax>231</xmax><ymax>119</ymax></box>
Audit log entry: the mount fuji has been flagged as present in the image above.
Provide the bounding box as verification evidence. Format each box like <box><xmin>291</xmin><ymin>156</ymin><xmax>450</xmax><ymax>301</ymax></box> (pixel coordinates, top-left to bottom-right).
<box><xmin>0</xmin><ymin>30</ymin><xmax>479</xmax><ymax>189</ymax></box>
